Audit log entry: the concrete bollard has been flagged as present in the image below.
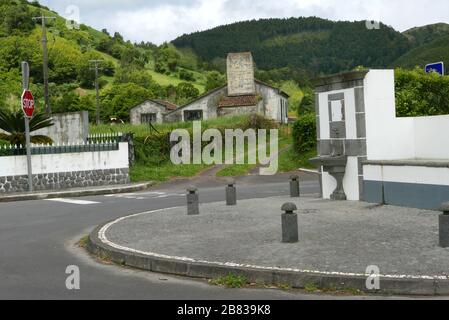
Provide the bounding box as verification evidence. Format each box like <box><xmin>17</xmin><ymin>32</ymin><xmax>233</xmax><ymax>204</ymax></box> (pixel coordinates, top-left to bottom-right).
<box><xmin>290</xmin><ymin>175</ymin><xmax>300</xmax><ymax>198</ymax></box>
<box><xmin>226</xmin><ymin>179</ymin><xmax>237</xmax><ymax>206</ymax></box>
<box><xmin>187</xmin><ymin>186</ymin><xmax>199</xmax><ymax>215</ymax></box>
<box><xmin>439</xmin><ymin>202</ymin><xmax>449</xmax><ymax>248</ymax></box>
<box><xmin>281</xmin><ymin>203</ymin><xmax>299</xmax><ymax>243</ymax></box>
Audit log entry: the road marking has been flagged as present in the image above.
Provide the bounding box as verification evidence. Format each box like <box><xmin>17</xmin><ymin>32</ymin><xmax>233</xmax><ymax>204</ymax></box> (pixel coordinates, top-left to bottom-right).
<box><xmin>45</xmin><ymin>198</ymin><xmax>100</xmax><ymax>205</ymax></box>
<box><xmin>104</xmin><ymin>192</ymin><xmax>185</xmax><ymax>200</ymax></box>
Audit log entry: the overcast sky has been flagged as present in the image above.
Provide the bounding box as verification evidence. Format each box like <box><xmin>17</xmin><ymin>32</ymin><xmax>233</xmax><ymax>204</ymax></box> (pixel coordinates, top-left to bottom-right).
<box><xmin>38</xmin><ymin>0</ymin><xmax>449</xmax><ymax>44</ymax></box>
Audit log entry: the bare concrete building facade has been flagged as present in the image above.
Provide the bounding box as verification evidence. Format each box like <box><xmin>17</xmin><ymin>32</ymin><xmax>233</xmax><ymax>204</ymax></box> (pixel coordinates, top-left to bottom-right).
<box><xmin>164</xmin><ymin>52</ymin><xmax>289</xmax><ymax>124</ymax></box>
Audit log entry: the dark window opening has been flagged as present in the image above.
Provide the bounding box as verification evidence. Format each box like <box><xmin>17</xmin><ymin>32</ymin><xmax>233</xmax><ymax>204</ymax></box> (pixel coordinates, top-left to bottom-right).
<box><xmin>184</xmin><ymin>110</ymin><xmax>203</xmax><ymax>121</ymax></box>
<box><xmin>141</xmin><ymin>113</ymin><xmax>157</xmax><ymax>124</ymax></box>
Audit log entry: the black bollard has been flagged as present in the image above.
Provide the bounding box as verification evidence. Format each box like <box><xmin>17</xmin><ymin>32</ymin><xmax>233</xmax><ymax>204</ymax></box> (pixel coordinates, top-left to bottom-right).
<box><xmin>281</xmin><ymin>203</ymin><xmax>299</xmax><ymax>243</ymax></box>
<box><xmin>187</xmin><ymin>186</ymin><xmax>199</xmax><ymax>215</ymax></box>
<box><xmin>226</xmin><ymin>179</ymin><xmax>237</xmax><ymax>206</ymax></box>
<box><xmin>439</xmin><ymin>202</ymin><xmax>449</xmax><ymax>248</ymax></box>
<box><xmin>290</xmin><ymin>175</ymin><xmax>300</xmax><ymax>198</ymax></box>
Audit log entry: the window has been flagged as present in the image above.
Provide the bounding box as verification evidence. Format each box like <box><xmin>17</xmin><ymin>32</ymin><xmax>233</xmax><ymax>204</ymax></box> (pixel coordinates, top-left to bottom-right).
<box><xmin>184</xmin><ymin>110</ymin><xmax>203</xmax><ymax>121</ymax></box>
<box><xmin>141</xmin><ymin>113</ymin><xmax>157</xmax><ymax>124</ymax></box>
<box><xmin>330</xmin><ymin>100</ymin><xmax>344</xmax><ymax>122</ymax></box>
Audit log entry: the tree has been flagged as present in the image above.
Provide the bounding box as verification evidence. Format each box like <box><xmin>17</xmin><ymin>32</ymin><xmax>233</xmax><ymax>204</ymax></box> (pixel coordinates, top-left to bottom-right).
<box><xmin>297</xmin><ymin>89</ymin><xmax>315</xmax><ymax>116</ymax></box>
<box><xmin>0</xmin><ymin>109</ymin><xmax>54</xmax><ymax>146</ymax></box>
<box><xmin>205</xmin><ymin>71</ymin><xmax>225</xmax><ymax>92</ymax></box>
<box><xmin>77</xmin><ymin>52</ymin><xmax>115</xmax><ymax>88</ymax></box>
<box><xmin>179</xmin><ymin>69</ymin><xmax>195</xmax><ymax>81</ymax></box>
<box><xmin>101</xmin><ymin>83</ymin><xmax>154</xmax><ymax>122</ymax></box>
<box><xmin>0</xmin><ymin>0</ymin><xmax>36</xmax><ymax>36</ymax></box>
<box><xmin>176</xmin><ymin>82</ymin><xmax>199</xmax><ymax>101</ymax></box>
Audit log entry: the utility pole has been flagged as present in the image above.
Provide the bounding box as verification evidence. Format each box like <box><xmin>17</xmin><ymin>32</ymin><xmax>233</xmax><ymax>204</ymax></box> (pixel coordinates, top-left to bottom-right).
<box><xmin>89</xmin><ymin>60</ymin><xmax>103</xmax><ymax>125</ymax></box>
<box><xmin>32</xmin><ymin>14</ymin><xmax>56</xmax><ymax>116</ymax></box>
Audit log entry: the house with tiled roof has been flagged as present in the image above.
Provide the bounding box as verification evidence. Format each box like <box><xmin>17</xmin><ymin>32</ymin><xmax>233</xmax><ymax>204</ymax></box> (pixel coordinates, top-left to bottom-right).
<box><xmin>164</xmin><ymin>52</ymin><xmax>289</xmax><ymax>124</ymax></box>
<box><xmin>130</xmin><ymin>99</ymin><xmax>179</xmax><ymax>124</ymax></box>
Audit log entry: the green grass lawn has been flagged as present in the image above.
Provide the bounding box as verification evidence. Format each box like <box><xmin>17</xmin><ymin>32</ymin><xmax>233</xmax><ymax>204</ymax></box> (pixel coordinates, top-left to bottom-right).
<box><xmin>130</xmin><ymin>162</ymin><xmax>211</xmax><ymax>183</ymax></box>
<box><xmin>214</xmin><ymin>125</ymin><xmax>295</xmax><ymax>177</ymax></box>
<box><xmin>278</xmin><ymin>148</ymin><xmax>317</xmax><ymax>172</ymax></box>
<box><xmin>147</xmin><ymin>69</ymin><xmax>205</xmax><ymax>94</ymax></box>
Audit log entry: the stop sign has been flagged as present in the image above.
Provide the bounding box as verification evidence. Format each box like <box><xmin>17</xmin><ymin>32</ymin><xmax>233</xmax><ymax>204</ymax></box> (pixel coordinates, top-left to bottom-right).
<box><xmin>21</xmin><ymin>89</ymin><xmax>35</xmax><ymax>118</ymax></box>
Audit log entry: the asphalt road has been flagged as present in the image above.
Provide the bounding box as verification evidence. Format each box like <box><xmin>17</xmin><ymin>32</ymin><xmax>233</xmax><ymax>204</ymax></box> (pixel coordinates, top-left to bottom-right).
<box><xmin>0</xmin><ymin>172</ymin><xmax>440</xmax><ymax>300</ymax></box>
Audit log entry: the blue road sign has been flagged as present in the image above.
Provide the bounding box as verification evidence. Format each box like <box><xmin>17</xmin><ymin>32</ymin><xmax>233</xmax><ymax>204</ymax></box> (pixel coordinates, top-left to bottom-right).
<box><xmin>425</xmin><ymin>62</ymin><xmax>445</xmax><ymax>75</ymax></box>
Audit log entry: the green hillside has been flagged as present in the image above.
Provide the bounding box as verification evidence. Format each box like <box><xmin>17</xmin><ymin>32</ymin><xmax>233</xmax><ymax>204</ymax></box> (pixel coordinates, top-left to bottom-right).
<box><xmin>2</xmin><ymin>1</ymin><xmax>449</xmax><ymax>122</ymax></box>
<box><xmin>393</xmin><ymin>24</ymin><xmax>449</xmax><ymax>73</ymax></box>
<box><xmin>172</xmin><ymin>17</ymin><xmax>412</xmax><ymax>75</ymax></box>
<box><xmin>0</xmin><ymin>0</ymin><xmax>207</xmax><ymax>121</ymax></box>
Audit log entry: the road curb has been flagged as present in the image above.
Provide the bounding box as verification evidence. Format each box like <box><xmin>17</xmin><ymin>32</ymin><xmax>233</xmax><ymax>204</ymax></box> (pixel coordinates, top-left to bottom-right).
<box><xmin>0</xmin><ymin>182</ymin><xmax>154</xmax><ymax>203</ymax></box>
<box><xmin>86</xmin><ymin>220</ymin><xmax>449</xmax><ymax>296</ymax></box>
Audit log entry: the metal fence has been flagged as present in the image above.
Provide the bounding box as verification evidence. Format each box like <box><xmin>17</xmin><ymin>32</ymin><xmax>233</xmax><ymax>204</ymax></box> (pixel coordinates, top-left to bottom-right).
<box><xmin>0</xmin><ymin>139</ymin><xmax>120</xmax><ymax>157</ymax></box>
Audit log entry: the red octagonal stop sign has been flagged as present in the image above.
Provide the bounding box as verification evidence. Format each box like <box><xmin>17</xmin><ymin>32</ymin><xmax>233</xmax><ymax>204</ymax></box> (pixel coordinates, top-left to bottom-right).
<box><xmin>21</xmin><ymin>89</ymin><xmax>35</xmax><ymax>118</ymax></box>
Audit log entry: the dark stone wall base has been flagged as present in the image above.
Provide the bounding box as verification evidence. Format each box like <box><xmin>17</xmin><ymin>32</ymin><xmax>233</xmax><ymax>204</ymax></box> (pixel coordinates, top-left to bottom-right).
<box><xmin>0</xmin><ymin>168</ymin><xmax>130</xmax><ymax>194</ymax></box>
<box><xmin>364</xmin><ymin>180</ymin><xmax>449</xmax><ymax>211</ymax></box>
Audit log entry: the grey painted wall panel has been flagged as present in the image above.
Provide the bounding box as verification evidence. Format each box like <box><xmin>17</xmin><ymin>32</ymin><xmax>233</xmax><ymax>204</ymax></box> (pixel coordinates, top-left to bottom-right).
<box><xmin>364</xmin><ymin>180</ymin><xmax>449</xmax><ymax>210</ymax></box>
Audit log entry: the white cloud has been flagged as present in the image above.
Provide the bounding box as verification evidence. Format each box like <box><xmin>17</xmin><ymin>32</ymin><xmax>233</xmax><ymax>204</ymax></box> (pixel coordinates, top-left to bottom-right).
<box><xmin>38</xmin><ymin>0</ymin><xmax>449</xmax><ymax>44</ymax></box>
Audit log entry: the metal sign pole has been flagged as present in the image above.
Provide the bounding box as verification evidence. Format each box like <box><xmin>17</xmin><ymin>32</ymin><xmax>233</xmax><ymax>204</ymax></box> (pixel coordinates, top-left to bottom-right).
<box><xmin>22</xmin><ymin>61</ymin><xmax>33</xmax><ymax>192</ymax></box>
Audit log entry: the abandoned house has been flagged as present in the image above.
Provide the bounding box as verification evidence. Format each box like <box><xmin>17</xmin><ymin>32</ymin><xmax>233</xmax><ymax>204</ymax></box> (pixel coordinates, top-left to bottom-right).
<box><xmin>163</xmin><ymin>52</ymin><xmax>289</xmax><ymax>124</ymax></box>
<box><xmin>130</xmin><ymin>99</ymin><xmax>179</xmax><ymax>125</ymax></box>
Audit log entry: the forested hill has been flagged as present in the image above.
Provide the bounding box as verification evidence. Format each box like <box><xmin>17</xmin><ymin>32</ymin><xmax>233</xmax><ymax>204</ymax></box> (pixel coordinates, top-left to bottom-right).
<box><xmin>172</xmin><ymin>17</ymin><xmax>412</xmax><ymax>74</ymax></box>
<box><xmin>393</xmin><ymin>23</ymin><xmax>449</xmax><ymax>71</ymax></box>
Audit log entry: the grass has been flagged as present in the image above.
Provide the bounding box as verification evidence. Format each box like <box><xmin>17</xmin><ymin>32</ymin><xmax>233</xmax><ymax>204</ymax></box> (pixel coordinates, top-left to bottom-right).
<box><xmin>77</xmin><ymin>235</ymin><xmax>90</xmax><ymax>248</ymax></box>
<box><xmin>214</xmin><ymin>125</ymin><xmax>298</xmax><ymax>177</ymax></box>
<box><xmin>147</xmin><ymin>69</ymin><xmax>205</xmax><ymax>93</ymax></box>
<box><xmin>130</xmin><ymin>162</ymin><xmax>211</xmax><ymax>183</ymax></box>
<box><xmin>209</xmin><ymin>274</ymin><xmax>249</xmax><ymax>289</ymax></box>
<box><xmin>91</xmin><ymin>116</ymin><xmax>306</xmax><ymax>182</ymax></box>
<box><xmin>278</xmin><ymin>148</ymin><xmax>317</xmax><ymax>172</ymax></box>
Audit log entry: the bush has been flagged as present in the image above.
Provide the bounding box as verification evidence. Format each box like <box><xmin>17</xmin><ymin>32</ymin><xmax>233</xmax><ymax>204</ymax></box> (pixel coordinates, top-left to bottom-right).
<box><xmin>133</xmin><ymin>133</ymin><xmax>171</xmax><ymax>166</ymax></box>
<box><xmin>179</xmin><ymin>69</ymin><xmax>195</xmax><ymax>82</ymax></box>
<box><xmin>292</xmin><ymin>113</ymin><xmax>317</xmax><ymax>153</ymax></box>
<box><xmin>396</xmin><ymin>67</ymin><xmax>449</xmax><ymax>117</ymax></box>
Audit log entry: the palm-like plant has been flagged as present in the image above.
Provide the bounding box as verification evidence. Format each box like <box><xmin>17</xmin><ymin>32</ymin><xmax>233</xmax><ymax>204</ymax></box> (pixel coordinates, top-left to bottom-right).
<box><xmin>0</xmin><ymin>109</ymin><xmax>54</xmax><ymax>147</ymax></box>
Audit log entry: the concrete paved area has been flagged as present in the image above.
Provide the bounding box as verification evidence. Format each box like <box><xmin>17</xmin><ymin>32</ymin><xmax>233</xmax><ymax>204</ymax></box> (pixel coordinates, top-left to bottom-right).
<box><xmin>104</xmin><ymin>196</ymin><xmax>449</xmax><ymax>278</ymax></box>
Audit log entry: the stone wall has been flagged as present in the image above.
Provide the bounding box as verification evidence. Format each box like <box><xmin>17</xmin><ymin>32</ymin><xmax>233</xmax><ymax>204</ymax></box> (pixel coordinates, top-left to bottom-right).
<box><xmin>255</xmin><ymin>82</ymin><xmax>288</xmax><ymax>123</ymax></box>
<box><xmin>165</xmin><ymin>86</ymin><xmax>227</xmax><ymax>122</ymax></box>
<box><xmin>227</xmin><ymin>52</ymin><xmax>256</xmax><ymax>96</ymax></box>
<box><xmin>0</xmin><ymin>168</ymin><xmax>129</xmax><ymax>193</ymax></box>
<box><xmin>130</xmin><ymin>101</ymin><xmax>166</xmax><ymax>124</ymax></box>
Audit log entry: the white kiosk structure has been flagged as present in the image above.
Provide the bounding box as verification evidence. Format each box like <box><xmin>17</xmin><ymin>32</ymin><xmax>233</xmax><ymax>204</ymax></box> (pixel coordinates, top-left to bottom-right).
<box><xmin>311</xmin><ymin>70</ymin><xmax>449</xmax><ymax>210</ymax></box>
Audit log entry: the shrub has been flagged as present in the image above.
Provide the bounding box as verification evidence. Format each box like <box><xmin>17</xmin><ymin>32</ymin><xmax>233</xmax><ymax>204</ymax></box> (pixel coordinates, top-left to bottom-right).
<box><xmin>292</xmin><ymin>113</ymin><xmax>317</xmax><ymax>153</ymax></box>
<box><xmin>396</xmin><ymin>67</ymin><xmax>449</xmax><ymax>117</ymax></box>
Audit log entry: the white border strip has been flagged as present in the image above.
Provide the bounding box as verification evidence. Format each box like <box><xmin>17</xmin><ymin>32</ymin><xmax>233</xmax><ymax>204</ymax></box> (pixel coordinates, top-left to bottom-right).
<box><xmin>98</xmin><ymin>208</ymin><xmax>449</xmax><ymax>281</ymax></box>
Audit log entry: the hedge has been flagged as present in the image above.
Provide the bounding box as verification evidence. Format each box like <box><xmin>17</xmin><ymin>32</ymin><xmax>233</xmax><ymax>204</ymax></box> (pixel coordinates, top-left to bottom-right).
<box><xmin>292</xmin><ymin>113</ymin><xmax>317</xmax><ymax>153</ymax></box>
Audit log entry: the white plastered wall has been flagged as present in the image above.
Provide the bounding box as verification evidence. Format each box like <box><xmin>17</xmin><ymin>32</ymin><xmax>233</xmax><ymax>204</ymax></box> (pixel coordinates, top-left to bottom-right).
<box><xmin>364</xmin><ymin>70</ymin><xmax>416</xmax><ymax>160</ymax></box>
<box><xmin>0</xmin><ymin>142</ymin><xmax>129</xmax><ymax>176</ymax></box>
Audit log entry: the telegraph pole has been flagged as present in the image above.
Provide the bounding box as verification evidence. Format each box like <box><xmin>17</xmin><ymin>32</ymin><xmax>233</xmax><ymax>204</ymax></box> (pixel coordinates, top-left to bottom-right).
<box><xmin>32</xmin><ymin>14</ymin><xmax>56</xmax><ymax>116</ymax></box>
<box><xmin>89</xmin><ymin>60</ymin><xmax>103</xmax><ymax>125</ymax></box>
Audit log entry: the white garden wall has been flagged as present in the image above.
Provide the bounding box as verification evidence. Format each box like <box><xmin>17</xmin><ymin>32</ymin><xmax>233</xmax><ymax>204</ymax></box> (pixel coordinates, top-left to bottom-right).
<box><xmin>0</xmin><ymin>142</ymin><xmax>128</xmax><ymax>177</ymax></box>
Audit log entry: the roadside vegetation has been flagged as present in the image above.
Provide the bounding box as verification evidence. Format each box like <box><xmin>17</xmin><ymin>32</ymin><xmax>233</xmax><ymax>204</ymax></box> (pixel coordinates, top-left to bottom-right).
<box><xmin>91</xmin><ymin>114</ymin><xmax>315</xmax><ymax>183</ymax></box>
